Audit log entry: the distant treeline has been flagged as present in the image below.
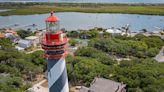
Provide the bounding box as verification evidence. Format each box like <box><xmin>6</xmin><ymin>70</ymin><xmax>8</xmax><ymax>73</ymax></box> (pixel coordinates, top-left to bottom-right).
<box><xmin>0</xmin><ymin>2</ymin><xmax>164</xmax><ymax>8</ymax></box>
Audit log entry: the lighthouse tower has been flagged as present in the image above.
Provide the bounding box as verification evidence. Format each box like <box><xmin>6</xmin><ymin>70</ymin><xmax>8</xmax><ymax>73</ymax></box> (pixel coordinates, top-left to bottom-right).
<box><xmin>41</xmin><ymin>12</ymin><xmax>69</xmax><ymax>92</ymax></box>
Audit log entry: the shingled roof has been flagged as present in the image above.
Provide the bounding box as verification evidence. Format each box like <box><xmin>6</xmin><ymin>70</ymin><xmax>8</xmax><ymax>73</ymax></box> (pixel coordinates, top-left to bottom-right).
<box><xmin>80</xmin><ymin>77</ymin><xmax>126</xmax><ymax>92</ymax></box>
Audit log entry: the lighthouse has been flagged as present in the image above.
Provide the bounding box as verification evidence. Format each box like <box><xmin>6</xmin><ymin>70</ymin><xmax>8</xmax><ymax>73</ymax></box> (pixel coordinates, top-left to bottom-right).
<box><xmin>41</xmin><ymin>12</ymin><xmax>69</xmax><ymax>92</ymax></box>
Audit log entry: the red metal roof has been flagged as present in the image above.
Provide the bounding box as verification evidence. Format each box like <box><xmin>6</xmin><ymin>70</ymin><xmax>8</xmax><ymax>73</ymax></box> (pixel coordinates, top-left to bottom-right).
<box><xmin>0</xmin><ymin>33</ymin><xmax>5</xmax><ymax>38</ymax></box>
<box><xmin>46</xmin><ymin>11</ymin><xmax>59</xmax><ymax>22</ymax></box>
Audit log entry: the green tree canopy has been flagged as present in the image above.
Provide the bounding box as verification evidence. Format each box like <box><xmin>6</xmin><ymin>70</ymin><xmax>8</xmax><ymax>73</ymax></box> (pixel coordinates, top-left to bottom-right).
<box><xmin>17</xmin><ymin>29</ymin><xmax>34</xmax><ymax>39</ymax></box>
<box><xmin>0</xmin><ymin>38</ymin><xmax>13</xmax><ymax>50</ymax></box>
<box><xmin>141</xmin><ymin>36</ymin><xmax>164</xmax><ymax>49</ymax></box>
<box><xmin>75</xmin><ymin>47</ymin><xmax>115</xmax><ymax>65</ymax></box>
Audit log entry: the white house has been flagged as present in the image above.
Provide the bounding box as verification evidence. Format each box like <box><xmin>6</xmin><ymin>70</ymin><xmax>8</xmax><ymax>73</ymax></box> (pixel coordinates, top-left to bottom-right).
<box><xmin>106</xmin><ymin>28</ymin><xmax>130</xmax><ymax>36</ymax></box>
<box><xmin>25</xmin><ymin>36</ymin><xmax>39</xmax><ymax>47</ymax></box>
<box><xmin>18</xmin><ymin>39</ymin><xmax>31</xmax><ymax>49</ymax></box>
<box><xmin>106</xmin><ymin>28</ymin><xmax>122</xmax><ymax>34</ymax></box>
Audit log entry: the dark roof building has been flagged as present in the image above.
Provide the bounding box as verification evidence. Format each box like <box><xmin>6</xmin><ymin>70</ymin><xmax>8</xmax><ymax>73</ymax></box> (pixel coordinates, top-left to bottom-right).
<box><xmin>79</xmin><ymin>78</ymin><xmax>126</xmax><ymax>92</ymax></box>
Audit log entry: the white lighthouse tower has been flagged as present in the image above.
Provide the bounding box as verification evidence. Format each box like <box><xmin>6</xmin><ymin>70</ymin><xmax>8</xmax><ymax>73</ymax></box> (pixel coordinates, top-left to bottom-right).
<box><xmin>41</xmin><ymin>12</ymin><xmax>69</xmax><ymax>92</ymax></box>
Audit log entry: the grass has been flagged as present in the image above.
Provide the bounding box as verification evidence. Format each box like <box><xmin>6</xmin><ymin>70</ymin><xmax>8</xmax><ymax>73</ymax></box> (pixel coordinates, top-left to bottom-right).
<box><xmin>0</xmin><ymin>3</ymin><xmax>164</xmax><ymax>16</ymax></box>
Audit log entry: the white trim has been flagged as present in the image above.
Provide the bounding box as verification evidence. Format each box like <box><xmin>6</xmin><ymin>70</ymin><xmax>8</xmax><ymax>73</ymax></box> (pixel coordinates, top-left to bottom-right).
<box><xmin>61</xmin><ymin>78</ymin><xmax>69</xmax><ymax>92</ymax></box>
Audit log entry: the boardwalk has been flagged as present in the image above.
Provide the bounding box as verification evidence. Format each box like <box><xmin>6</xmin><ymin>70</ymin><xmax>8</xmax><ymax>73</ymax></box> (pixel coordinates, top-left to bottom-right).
<box><xmin>155</xmin><ymin>46</ymin><xmax>164</xmax><ymax>62</ymax></box>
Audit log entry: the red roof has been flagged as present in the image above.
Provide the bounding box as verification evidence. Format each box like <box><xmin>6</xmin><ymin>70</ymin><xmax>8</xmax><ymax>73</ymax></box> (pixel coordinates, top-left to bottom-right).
<box><xmin>0</xmin><ymin>33</ymin><xmax>5</xmax><ymax>38</ymax></box>
<box><xmin>45</xmin><ymin>11</ymin><xmax>59</xmax><ymax>22</ymax></box>
<box><xmin>5</xmin><ymin>29</ymin><xmax>17</xmax><ymax>34</ymax></box>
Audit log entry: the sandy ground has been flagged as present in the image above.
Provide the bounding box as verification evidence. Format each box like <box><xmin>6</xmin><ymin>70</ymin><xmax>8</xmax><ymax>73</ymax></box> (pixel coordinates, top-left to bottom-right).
<box><xmin>28</xmin><ymin>79</ymin><xmax>48</xmax><ymax>92</ymax></box>
<box><xmin>155</xmin><ymin>46</ymin><xmax>164</xmax><ymax>62</ymax></box>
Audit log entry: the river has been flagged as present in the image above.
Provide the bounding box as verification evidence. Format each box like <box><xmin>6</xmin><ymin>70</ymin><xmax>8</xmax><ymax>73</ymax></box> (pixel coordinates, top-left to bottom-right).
<box><xmin>0</xmin><ymin>12</ymin><xmax>163</xmax><ymax>31</ymax></box>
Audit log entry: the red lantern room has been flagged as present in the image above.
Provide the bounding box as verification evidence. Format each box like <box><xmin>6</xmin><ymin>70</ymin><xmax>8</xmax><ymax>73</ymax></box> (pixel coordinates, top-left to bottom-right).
<box><xmin>41</xmin><ymin>12</ymin><xmax>68</xmax><ymax>59</ymax></box>
<box><xmin>45</xmin><ymin>11</ymin><xmax>59</xmax><ymax>32</ymax></box>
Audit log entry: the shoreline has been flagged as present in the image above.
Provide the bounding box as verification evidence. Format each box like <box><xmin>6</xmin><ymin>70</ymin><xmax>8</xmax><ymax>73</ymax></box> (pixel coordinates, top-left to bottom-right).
<box><xmin>0</xmin><ymin>3</ymin><xmax>164</xmax><ymax>16</ymax></box>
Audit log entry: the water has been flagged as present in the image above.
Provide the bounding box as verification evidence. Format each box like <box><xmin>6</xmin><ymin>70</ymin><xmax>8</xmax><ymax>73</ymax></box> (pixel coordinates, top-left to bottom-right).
<box><xmin>0</xmin><ymin>12</ymin><xmax>163</xmax><ymax>32</ymax></box>
<box><xmin>0</xmin><ymin>0</ymin><xmax>164</xmax><ymax>3</ymax></box>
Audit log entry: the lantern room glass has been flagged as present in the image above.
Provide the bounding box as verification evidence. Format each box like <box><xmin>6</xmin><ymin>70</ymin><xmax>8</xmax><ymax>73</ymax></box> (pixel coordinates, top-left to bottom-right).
<box><xmin>46</xmin><ymin>21</ymin><xmax>59</xmax><ymax>33</ymax></box>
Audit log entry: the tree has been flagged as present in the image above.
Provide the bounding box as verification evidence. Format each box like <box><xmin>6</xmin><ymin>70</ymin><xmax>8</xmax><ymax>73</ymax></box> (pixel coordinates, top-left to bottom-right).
<box><xmin>0</xmin><ymin>49</ymin><xmax>44</xmax><ymax>92</ymax></box>
<box><xmin>103</xmin><ymin>32</ymin><xmax>112</xmax><ymax>38</ymax></box>
<box><xmin>75</xmin><ymin>47</ymin><xmax>115</xmax><ymax>65</ymax></box>
<box><xmin>0</xmin><ymin>76</ymin><xmax>25</xmax><ymax>92</ymax></box>
<box><xmin>27</xmin><ymin>50</ymin><xmax>45</xmax><ymax>66</ymax></box>
<box><xmin>87</xmin><ymin>30</ymin><xmax>99</xmax><ymax>38</ymax></box>
<box><xmin>89</xmin><ymin>38</ymin><xmax>149</xmax><ymax>58</ymax></box>
<box><xmin>67</xmin><ymin>31</ymin><xmax>79</xmax><ymax>38</ymax></box>
<box><xmin>0</xmin><ymin>38</ymin><xmax>13</xmax><ymax>50</ymax></box>
<box><xmin>17</xmin><ymin>29</ymin><xmax>34</xmax><ymax>39</ymax></box>
<box><xmin>66</xmin><ymin>56</ymin><xmax>111</xmax><ymax>86</ymax></box>
<box><xmin>141</xmin><ymin>36</ymin><xmax>164</xmax><ymax>49</ymax></box>
<box><xmin>113</xmin><ymin>58</ymin><xmax>164</xmax><ymax>92</ymax></box>
<box><xmin>146</xmin><ymin>48</ymin><xmax>159</xmax><ymax>57</ymax></box>
<box><xmin>69</xmin><ymin>39</ymin><xmax>78</xmax><ymax>46</ymax></box>
<box><xmin>133</xmin><ymin>33</ymin><xmax>146</xmax><ymax>41</ymax></box>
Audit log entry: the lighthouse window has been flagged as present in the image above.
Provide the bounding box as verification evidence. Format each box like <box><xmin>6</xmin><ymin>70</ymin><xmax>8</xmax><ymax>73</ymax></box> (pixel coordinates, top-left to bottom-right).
<box><xmin>46</xmin><ymin>22</ymin><xmax>59</xmax><ymax>32</ymax></box>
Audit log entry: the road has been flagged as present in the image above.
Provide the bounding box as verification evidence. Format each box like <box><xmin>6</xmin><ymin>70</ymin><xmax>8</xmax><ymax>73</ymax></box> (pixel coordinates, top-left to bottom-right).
<box><xmin>155</xmin><ymin>46</ymin><xmax>164</xmax><ymax>62</ymax></box>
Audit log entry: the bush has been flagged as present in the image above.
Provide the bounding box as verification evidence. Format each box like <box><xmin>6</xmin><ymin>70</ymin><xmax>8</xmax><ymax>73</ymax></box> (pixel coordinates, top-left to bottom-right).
<box><xmin>66</xmin><ymin>56</ymin><xmax>111</xmax><ymax>86</ymax></box>
<box><xmin>17</xmin><ymin>29</ymin><xmax>34</xmax><ymax>39</ymax></box>
<box><xmin>69</xmin><ymin>39</ymin><xmax>78</xmax><ymax>46</ymax></box>
<box><xmin>75</xmin><ymin>47</ymin><xmax>115</xmax><ymax>65</ymax></box>
<box><xmin>89</xmin><ymin>38</ymin><xmax>148</xmax><ymax>58</ymax></box>
<box><xmin>141</xmin><ymin>36</ymin><xmax>164</xmax><ymax>49</ymax></box>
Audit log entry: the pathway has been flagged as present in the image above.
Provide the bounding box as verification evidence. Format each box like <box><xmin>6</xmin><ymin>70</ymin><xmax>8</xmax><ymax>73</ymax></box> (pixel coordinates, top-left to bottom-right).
<box><xmin>26</xmin><ymin>49</ymin><xmax>43</xmax><ymax>54</ymax></box>
<box><xmin>27</xmin><ymin>79</ymin><xmax>48</xmax><ymax>92</ymax></box>
<box><xmin>155</xmin><ymin>46</ymin><xmax>164</xmax><ymax>62</ymax></box>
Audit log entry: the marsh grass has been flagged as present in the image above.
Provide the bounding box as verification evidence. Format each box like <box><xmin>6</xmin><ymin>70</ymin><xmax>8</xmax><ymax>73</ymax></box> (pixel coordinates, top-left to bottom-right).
<box><xmin>0</xmin><ymin>3</ymin><xmax>164</xmax><ymax>16</ymax></box>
